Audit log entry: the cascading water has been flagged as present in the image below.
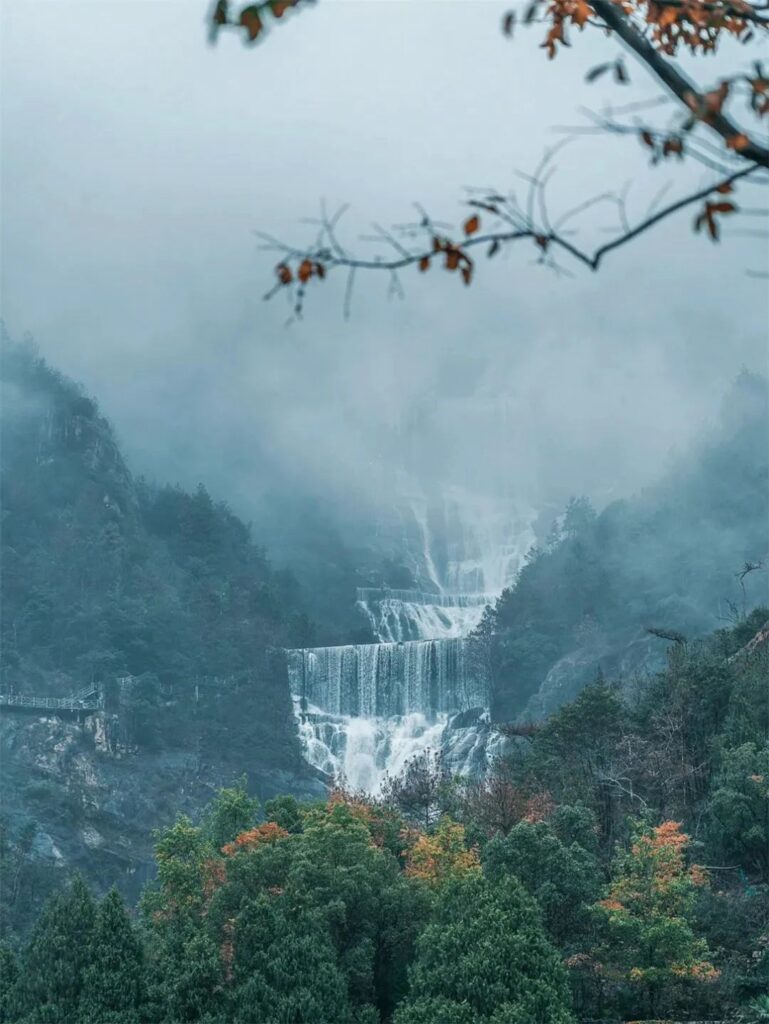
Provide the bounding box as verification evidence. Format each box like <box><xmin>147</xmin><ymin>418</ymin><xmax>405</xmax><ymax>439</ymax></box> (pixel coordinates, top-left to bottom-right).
<box><xmin>289</xmin><ymin>495</ymin><xmax>535</xmax><ymax>793</ymax></box>
<box><xmin>355</xmin><ymin>589</ymin><xmax>494</xmax><ymax>643</ymax></box>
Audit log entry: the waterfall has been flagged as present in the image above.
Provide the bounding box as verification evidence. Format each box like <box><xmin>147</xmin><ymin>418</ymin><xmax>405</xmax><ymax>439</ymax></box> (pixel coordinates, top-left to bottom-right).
<box><xmin>355</xmin><ymin>590</ymin><xmax>493</xmax><ymax>643</ymax></box>
<box><xmin>288</xmin><ymin>639</ymin><xmax>487</xmax><ymax>719</ymax></box>
<box><xmin>290</xmin><ymin>495</ymin><xmax>535</xmax><ymax>793</ymax></box>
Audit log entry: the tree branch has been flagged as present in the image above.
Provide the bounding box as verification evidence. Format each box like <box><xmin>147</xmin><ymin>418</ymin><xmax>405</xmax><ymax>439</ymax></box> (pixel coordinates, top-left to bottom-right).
<box><xmin>590</xmin><ymin>0</ymin><xmax>769</xmax><ymax>168</ymax></box>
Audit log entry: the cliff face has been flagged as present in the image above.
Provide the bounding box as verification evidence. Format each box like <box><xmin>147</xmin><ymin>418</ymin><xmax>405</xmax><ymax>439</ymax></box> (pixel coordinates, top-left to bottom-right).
<box><xmin>0</xmin><ymin>339</ymin><xmax>324</xmax><ymax>933</ymax></box>
<box><xmin>0</xmin><ymin>691</ymin><xmax>323</xmax><ymax>915</ymax></box>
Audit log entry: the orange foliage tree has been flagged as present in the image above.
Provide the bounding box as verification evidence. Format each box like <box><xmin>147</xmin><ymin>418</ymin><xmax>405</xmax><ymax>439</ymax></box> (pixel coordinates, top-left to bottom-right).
<box><xmin>594</xmin><ymin>819</ymin><xmax>717</xmax><ymax>1016</ymax></box>
<box><xmin>210</xmin><ymin>0</ymin><xmax>767</xmax><ymax>313</ymax></box>
<box><xmin>221</xmin><ymin>821</ymin><xmax>289</xmax><ymax>856</ymax></box>
<box><xmin>404</xmin><ymin>817</ymin><xmax>481</xmax><ymax>887</ymax></box>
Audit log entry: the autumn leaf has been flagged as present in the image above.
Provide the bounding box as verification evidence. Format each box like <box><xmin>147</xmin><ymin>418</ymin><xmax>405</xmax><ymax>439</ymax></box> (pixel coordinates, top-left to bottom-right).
<box><xmin>445</xmin><ymin>249</ymin><xmax>461</xmax><ymax>271</ymax></box>
<box><xmin>461</xmin><ymin>265</ymin><xmax>473</xmax><ymax>285</ymax></box>
<box><xmin>657</xmin><ymin>6</ymin><xmax>679</xmax><ymax>28</ymax></box>
<box><xmin>703</xmin><ymin>81</ymin><xmax>730</xmax><ymax>115</ymax></box>
<box><xmin>464</xmin><ymin>214</ymin><xmax>480</xmax><ymax>236</ymax></box>
<box><xmin>726</xmin><ymin>133</ymin><xmax>749</xmax><ymax>151</ymax></box>
<box><xmin>297</xmin><ymin>258</ymin><xmax>314</xmax><ymax>282</ymax></box>
<box><xmin>276</xmin><ymin>262</ymin><xmax>292</xmax><ymax>285</ymax></box>
<box><xmin>572</xmin><ymin>0</ymin><xmax>592</xmax><ymax>28</ymax></box>
<box><xmin>715</xmin><ymin>181</ymin><xmax>733</xmax><ymax>194</ymax></box>
<box><xmin>710</xmin><ymin>201</ymin><xmax>737</xmax><ymax>213</ymax></box>
<box><xmin>640</xmin><ymin>130</ymin><xmax>656</xmax><ymax>149</ymax></box>
<box><xmin>212</xmin><ymin>0</ymin><xmax>229</xmax><ymax>26</ymax></box>
<box><xmin>662</xmin><ymin>135</ymin><xmax>684</xmax><ymax>158</ymax></box>
<box><xmin>418</xmin><ymin>256</ymin><xmax>430</xmax><ymax>272</ymax></box>
<box><xmin>240</xmin><ymin>5</ymin><xmax>264</xmax><ymax>40</ymax></box>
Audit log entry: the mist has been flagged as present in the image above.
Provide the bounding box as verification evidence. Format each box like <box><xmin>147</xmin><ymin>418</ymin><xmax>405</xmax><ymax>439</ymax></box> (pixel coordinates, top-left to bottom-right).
<box><xmin>2</xmin><ymin>0</ymin><xmax>767</xmax><ymax>527</ymax></box>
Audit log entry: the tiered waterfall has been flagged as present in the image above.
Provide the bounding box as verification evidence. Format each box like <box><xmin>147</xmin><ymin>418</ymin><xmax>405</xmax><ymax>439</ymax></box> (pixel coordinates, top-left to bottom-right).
<box><xmin>288</xmin><ymin>496</ymin><xmax>534</xmax><ymax>793</ymax></box>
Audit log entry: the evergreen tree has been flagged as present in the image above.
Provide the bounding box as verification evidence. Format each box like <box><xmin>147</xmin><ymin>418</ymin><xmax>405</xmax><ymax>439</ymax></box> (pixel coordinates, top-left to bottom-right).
<box><xmin>706</xmin><ymin>742</ymin><xmax>769</xmax><ymax>881</ymax></box>
<box><xmin>202</xmin><ymin>779</ymin><xmax>259</xmax><ymax>853</ymax></box>
<box><xmin>483</xmin><ymin>819</ymin><xmax>600</xmax><ymax>945</ymax></box>
<box><xmin>0</xmin><ymin>943</ymin><xmax>18</xmax><ymax>1023</ymax></box>
<box><xmin>79</xmin><ymin>889</ymin><xmax>146</xmax><ymax>1024</ymax></box>
<box><xmin>394</xmin><ymin>873</ymin><xmax>574</xmax><ymax>1024</ymax></box>
<box><xmin>227</xmin><ymin>896</ymin><xmax>353</xmax><ymax>1023</ymax></box>
<box><xmin>16</xmin><ymin>875</ymin><xmax>96</xmax><ymax>1023</ymax></box>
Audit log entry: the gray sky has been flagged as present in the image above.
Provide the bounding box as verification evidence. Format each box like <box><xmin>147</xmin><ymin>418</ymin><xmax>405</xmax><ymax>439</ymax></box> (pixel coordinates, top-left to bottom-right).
<box><xmin>2</xmin><ymin>0</ymin><xmax>767</xmax><ymax>519</ymax></box>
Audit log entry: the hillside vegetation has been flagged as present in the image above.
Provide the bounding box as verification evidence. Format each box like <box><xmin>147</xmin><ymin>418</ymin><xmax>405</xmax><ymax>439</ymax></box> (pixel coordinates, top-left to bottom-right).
<box><xmin>1</xmin><ymin>613</ymin><xmax>766</xmax><ymax>1023</ymax></box>
<box><xmin>484</xmin><ymin>370</ymin><xmax>769</xmax><ymax>720</ymax></box>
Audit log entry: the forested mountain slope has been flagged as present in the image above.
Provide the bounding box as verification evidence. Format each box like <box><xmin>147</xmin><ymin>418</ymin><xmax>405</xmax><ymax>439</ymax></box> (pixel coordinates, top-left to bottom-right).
<box><xmin>487</xmin><ymin>370</ymin><xmax>769</xmax><ymax>721</ymax></box>
<box><xmin>0</xmin><ymin>339</ymin><xmax>322</xmax><ymax>925</ymax></box>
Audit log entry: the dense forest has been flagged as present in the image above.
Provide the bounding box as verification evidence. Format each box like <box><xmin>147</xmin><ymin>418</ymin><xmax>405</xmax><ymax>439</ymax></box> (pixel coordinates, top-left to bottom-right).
<box><xmin>1</xmin><ymin>612</ymin><xmax>766</xmax><ymax>1023</ymax></box>
<box><xmin>482</xmin><ymin>369</ymin><xmax>769</xmax><ymax>721</ymax></box>
<box><xmin>0</xmin><ymin>337</ymin><xmax>330</xmax><ymax>925</ymax></box>
<box><xmin>1</xmin><ymin>338</ymin><xmax>767</xmax><ymax>1022</ymax></box>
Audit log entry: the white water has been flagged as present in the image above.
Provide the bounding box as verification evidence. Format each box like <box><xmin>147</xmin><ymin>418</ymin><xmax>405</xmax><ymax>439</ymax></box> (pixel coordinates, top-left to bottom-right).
<box><xmin>295</xmin><ymin>701</ymin><xmax>446</xmax><ymax>794</ymax></box>
<box><xmin>290</xmin><ymin>495</ymin><xmax>536</xmax><ymax>793</ymax></box>
<box><xmin>355</xmin><ymin>590</ymin><xmax>493</xmax><ymax>643</ymax></box>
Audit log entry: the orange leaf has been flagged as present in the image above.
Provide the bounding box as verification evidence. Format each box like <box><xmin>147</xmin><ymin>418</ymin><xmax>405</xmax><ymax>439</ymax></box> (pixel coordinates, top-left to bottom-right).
<box><xmin>297</xmin><ymin>258</ymin><xmax>314</xmax><ymax>283</ymax></box>
<box><xmin>662</xmin><ymin>135</ymin><xmax>684</xmax><ymax>158</ymax></box>
<box><xmin>464</xmin><ymin>215</ymin><xmax>480</xmax><ymax>236</ymax></box>
<box><xmin>704</xmin><ymin>81</ymin><xmax>729</xmax><ymax>114</ymax></box>
<box><xmin>445</xmin><ymin>249</ymin><xmax>461</xmax><ymax>271</ymax></box>
<box><xmin>726</xmin><ymin>133</ymin><xmax>749</xmax><ymax>151</ymax></box>
<box><xmin>640</xmin><ymin>130</ymin><xmax>655</xmax><ymax>149</ymax></box>
<box><xmin>276</xmin><ymin>263</ymin><xmax>292</xmax><ymax>285</ymax></box>
<box><xmin>710</xmin><ymin>201</ymin><xmax>737</xmax><ymax>214</ymax></box>
<box><xmin>572</xmin><ymin>0</ymin><xmax>591</xmax><ymax>27</ymax></box>
<box><xmin>715</xmin><ymin>181</ymin><xmax>733</xmax><ymax>194</ymax></box>
<box><xmin>418</xmin><ymin>256</ymin><xmax>430</xmax><ymax>272</ymax></box>
<box><xmin>461</xmin><ymin>265</ymin><xmax>473</xmax><ymax>285</ymax></box>
<box><xmin>239</xmin><ymin>5</ymin><xmax>263</xmax><ymax>40</ymax></box>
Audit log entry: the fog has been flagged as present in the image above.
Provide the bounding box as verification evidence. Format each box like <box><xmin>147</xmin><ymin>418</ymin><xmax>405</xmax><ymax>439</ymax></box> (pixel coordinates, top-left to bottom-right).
<box><xmin>2</xmin><ymin>0</ymin><xmax>767</xmax><ymax>525</ymax></box>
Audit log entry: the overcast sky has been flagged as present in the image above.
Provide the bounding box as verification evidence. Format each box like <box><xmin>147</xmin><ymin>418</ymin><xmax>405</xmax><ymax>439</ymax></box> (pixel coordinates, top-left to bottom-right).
<box><xmin>2</xmin><ymin>0</ymin><xmax>767</xmax><ymax>520</ymax></box>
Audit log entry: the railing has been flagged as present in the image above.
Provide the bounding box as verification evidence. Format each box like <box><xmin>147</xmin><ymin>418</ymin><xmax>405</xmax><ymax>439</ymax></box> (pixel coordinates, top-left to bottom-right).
<box><xmin>0</xmin><ymin>686</ymin><xmax>102</xmax><ymax>713</ymax></box>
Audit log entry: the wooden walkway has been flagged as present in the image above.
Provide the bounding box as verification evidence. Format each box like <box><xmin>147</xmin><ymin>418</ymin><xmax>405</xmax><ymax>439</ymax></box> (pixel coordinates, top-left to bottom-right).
<box><xmin>0</xmin><ymin>684</ymin><xmax>102</xmax><ymax>713</ymax></box>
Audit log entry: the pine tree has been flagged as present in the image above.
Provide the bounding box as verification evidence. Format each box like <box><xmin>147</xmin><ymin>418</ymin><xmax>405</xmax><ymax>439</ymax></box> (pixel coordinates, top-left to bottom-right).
<box><xmin>0</xmin><ymin>942</ymin><xmax>19</xmax><ymax>1023</ymax></box>
<box><xmin>393</xmin><ymin>873</ymin><xmax>575</xmax><ymax>1024</ymax></box>
<box><xmin>227</xmin><ymin>896</ymin><xmax>354</xmax><ymax>1024</ymax></box>
<box><xmin>79</xmin><ymin>889</ymin><xmax>146</xmax><ymax>1024</ymax></box>
<box><xmin>17</xmin><ymin>875</ymin><xmax>96</xmax><ymax>1023</ymax></box>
